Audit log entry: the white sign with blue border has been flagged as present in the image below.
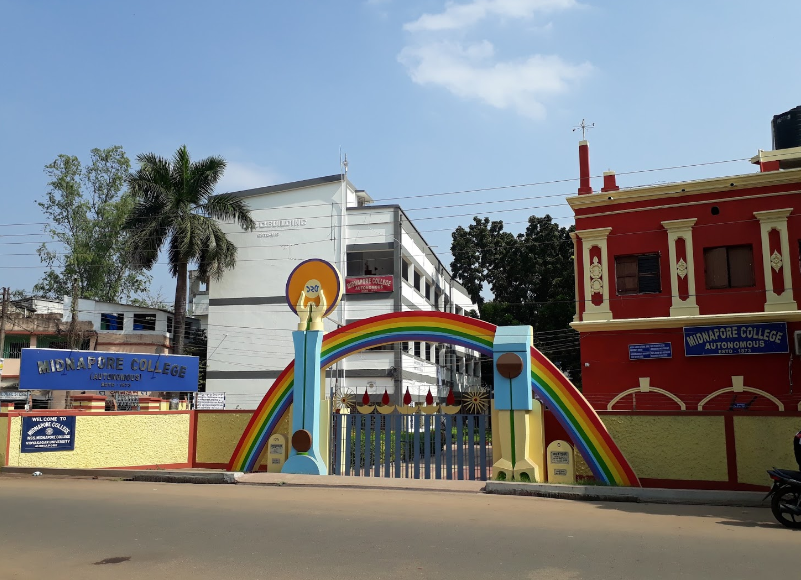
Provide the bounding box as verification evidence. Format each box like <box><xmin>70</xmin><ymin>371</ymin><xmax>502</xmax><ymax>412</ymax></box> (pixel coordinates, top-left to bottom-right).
<box><xmin>684</xmin><ymin>322</ymin><xmax>789</xmax><ymax>356</ymax></box>
<box><xmin>629</xmin><ymin>342</ymin><xmax>673</xmax><ymax>360</ymax></box>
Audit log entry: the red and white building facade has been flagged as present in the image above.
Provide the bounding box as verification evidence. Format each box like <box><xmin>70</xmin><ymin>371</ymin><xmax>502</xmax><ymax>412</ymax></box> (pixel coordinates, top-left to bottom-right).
<box><xmin>569</xmin><ymin>140</ymin><xmax>801</xmax><ymax>412</ymax></box>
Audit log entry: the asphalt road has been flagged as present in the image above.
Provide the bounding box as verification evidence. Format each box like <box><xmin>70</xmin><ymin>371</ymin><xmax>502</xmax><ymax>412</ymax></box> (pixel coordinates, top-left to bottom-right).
<box><xmin>0</xmin><ymin>475</ymin><xmax>796</xmax><ymax>580</ymax></box>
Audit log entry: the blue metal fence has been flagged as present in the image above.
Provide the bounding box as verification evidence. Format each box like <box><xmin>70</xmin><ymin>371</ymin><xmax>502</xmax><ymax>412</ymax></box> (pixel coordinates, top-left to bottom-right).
<box><xmin>330</xmin><ymin>412</ymin><xmax>492</xmax><ymax>480</ymax></box>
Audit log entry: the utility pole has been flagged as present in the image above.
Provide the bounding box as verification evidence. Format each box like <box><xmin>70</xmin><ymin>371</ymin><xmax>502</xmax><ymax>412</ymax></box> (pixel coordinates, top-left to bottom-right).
<box><xmin>68</xmin><ymin>276</ymin><xmax>79</xmax><ymax>350</ymax></box>
<box><xmin>0</xmin><ymin>287</ymin><xmax>8</xmax><ymax>378</ymax></box>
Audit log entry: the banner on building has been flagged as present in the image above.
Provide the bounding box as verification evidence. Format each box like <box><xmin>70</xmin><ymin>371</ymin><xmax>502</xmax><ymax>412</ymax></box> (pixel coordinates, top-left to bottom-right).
<box><xmin>195</xmin><ymin>392</ymin><xmax>225</xmax><ymax>410</ymax></box>
<box><xmin>684</xmin><ymin>322</ymin><xmax>789</xmax><ymax>356</ymax></box>
<box><xmin>19</xmin><ymin>349</ymin><xmax>200</xmax><ymax>392</ymax></box>
<box><xmin>21</xmin><ymin>415</ymin><xmax>76</xmax><ymax>453</ymax></box>
<box><xmin>345</xmin><ymin>275</ymin><xmax>394</xmax><ymax>294</ymax></box>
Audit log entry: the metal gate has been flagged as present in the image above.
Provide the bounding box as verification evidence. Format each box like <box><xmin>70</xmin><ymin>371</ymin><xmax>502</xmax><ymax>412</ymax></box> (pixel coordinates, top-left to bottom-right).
<box><xmin>330</xmin><ymin>411</ymin><xmax>492</xmax><ymax>480</ymax></box>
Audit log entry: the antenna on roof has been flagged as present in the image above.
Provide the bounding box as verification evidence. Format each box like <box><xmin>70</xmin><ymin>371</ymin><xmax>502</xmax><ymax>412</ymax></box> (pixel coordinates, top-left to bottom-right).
<box><xmin>572</xmin><ymin>118</ymin><xmax>595</xmax><ymax>140</ymax></box>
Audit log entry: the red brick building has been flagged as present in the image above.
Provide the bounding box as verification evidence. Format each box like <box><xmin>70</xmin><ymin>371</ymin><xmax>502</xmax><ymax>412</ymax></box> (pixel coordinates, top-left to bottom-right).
<box><xmin>569</xmin><ymin>133</ymin><xmax>801</xmax><ymax>412</ymax></box>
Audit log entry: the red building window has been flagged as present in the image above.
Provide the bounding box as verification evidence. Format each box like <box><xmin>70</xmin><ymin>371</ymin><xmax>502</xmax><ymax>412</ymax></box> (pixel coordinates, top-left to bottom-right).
<box><xmin>703</xmin><ymin>245</ymin><xmax>755</xmax><ymax>289</ymax></box>
<box><xmin>615</xmin><ymin>254</ymin><xmax>661</xmax><ymax>295</ymax></box>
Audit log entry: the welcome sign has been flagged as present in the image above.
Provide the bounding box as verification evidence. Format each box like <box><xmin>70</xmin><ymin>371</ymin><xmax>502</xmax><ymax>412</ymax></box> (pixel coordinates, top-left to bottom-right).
<box><xmin>19</xmin><ymin>349</ymin><xmax>200</xmax><ymax>392</ymax></box>
<box><xmin>684</xmin><ymin>322</ymin><xmax>789</xmax><ymax>356</ymax></box>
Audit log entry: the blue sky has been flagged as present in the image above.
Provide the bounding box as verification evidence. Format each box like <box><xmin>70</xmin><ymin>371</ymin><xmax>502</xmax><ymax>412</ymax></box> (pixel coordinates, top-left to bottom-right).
<box><xmin>1</xmin><ymin>0</ymin><xmax>799</xmax><ymax>296</ymax></box>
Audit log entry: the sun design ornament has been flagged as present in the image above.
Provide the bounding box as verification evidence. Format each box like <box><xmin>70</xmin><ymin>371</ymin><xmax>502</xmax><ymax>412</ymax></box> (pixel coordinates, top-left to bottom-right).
<box><xmin>333</xmin><ymin>388</ymin><xmax>355</xmax><ymax>411</ymax></box>
<box><xmin>464</xmin><ymin>387</ymin><xmax>489</xmax><ymax>414</ymax></box>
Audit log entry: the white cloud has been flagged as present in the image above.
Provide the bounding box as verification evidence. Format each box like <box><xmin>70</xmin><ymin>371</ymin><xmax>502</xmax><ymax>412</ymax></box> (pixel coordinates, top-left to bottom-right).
<box><xmin>404</xmin><ymin>0</ymin><xmax>577</xmax><ymax>32</ymax></box>
<box><xmin>218</xmin><ymin>161</ymin><xmax>283</xmax><ymax>193</ymax></box>
<box><xmin>398</xmin><ymin>40</ymin><xmax>592</xmax><ymax>119</ymax></box>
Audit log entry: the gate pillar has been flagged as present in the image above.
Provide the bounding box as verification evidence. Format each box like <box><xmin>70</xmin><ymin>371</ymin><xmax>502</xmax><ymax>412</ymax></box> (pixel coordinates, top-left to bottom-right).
<box><xmin>492</xmin><ymin>326</ymin><xmax>545</xmax><ymax>482</ymax></box>
<box><xmin>281</xmin><ymin>330</ymin><xmax>327</xmax><ymax>475</ymax></box>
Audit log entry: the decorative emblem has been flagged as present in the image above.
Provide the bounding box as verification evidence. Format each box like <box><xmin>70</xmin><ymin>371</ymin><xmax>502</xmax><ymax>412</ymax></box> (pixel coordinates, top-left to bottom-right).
<box><xmin>464</xmin><ymin>387</ymin><xmax>489</xmax><ymax>414</ymax></box>
<box><xmin>333</xmin><ymin>388</ymin><xmax>354</xmax><ymax>411</ymax></box>
<box><xmin>770</xmin><ymin>250</ymin><xmax>783</xmax><ymax>273</ymax></box>
<box><xmin>676</xmin><ymin>258</ymin><xmax>688</xmax><ymax>279</ymax></box>
<box><xmin>588</xmin><ymin>256</ymin><xmax>603</xmax><ymax>295</ymax></box>
<box><xmin>285</xmin><ymin>259</ymin><xmax>344</xmax><ymax>331</ymax></box>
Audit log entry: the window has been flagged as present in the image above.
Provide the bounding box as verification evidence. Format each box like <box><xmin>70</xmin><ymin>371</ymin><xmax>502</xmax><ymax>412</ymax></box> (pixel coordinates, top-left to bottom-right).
<box><xmin>414</xmin><ymin>270</ymin><xmax>421</xmax><ymax>291</ymax></box>
<box><xmin>615</xmin><ymin>254</ymin><xmax>661</xmax><ymax>295</ymax></box>
<box><xmin>704</xmin><ymin>245</ymin><xmax>755</xmax><ymax>289</ymax></box>
<box><xmin>133</xmin><ymin>313</ymin><xmax>157</xmax><ymax>331</ymax></box>
<box><xmin>100</xmin><ymin>313</ymin><xmax>124</xmax><ymax>330</ymax></box>
<box><xmin>346</xmin><ymin>250</ymin><xmax>394</xmax><ymax>277</ymax></box>
<box><xmin>425</xmin><ymin>281</ymin><xmax>431</xmax><ymax>301</ymax></box>
<box><xmin>443</xmin><ymin>296</ymin><xmax>450</xmax><ymax>313</ymax></box>
<box><xmin>401</xmin><ymin>342</ymin><xmax>409</xmax><ymax>353</ymax></box>
<box><xmin>3</xmin><ymin>336</ymin><xmax>30</xmax><ymax>358</ymax></box>
<box><xmin>414</xmin><ymin>341</ymin><xmax>421</xmax><ymax>358</ymax></box>
<box><xmin>434</xmin><ymin>290</ymin><xmax>441</xmax><ymax>310</ymax></box>
<box><xmin>425</xmin><ymin>343</ymin><xmax>432</xmax><ymax>360</ymax></box>
<box><xmin>167</xmin><ymin>316</ymin><xmax>173</xmax><ymax>334</ymax></box>
<box><xmin>36</xmin><ymin>336</ymin><xmax>69</xmax><ymax>350</ymax></box>
<box><xmin>401</xmin><ymin>260</ymin><xmax>409</xmax><ymax>281</ymax></box>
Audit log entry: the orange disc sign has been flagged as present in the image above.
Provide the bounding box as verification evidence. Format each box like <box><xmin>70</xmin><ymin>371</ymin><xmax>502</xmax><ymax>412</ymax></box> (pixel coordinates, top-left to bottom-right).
<box><xmin>285</xmin><ymin>258</ymin><xmax>343</xmax><ymax>317</ymax></box>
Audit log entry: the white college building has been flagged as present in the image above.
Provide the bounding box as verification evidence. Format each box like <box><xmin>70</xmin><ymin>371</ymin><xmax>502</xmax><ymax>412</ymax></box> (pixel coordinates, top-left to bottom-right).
<box><xmin>203</xmin><ymin>174</ymin><xmax>481</xmax><ymax>410</ymax></box>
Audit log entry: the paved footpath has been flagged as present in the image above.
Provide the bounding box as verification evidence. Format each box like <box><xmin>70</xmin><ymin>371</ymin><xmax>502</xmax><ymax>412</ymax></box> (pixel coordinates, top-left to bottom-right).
<box><xmin>0</xmin><ymin>474</ymin><xmax>796</xmax><ymax>580</ymax></box>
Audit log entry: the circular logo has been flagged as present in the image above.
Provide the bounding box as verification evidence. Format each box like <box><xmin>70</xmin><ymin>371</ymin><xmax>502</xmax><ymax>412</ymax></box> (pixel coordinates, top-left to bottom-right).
<box><xmin>45</xmin><ymin>428</ymin><xmax>54</xmax><ymax>436</ymax></box>
<box><xmin>291</xmin><ymin>429</ymin><xmax>313</xmax><ymax>453</ymax></box>
<box><xmin>285</xmin><ymin>259</ymin><xmax>343</xmax><ymax>317</ymax></box>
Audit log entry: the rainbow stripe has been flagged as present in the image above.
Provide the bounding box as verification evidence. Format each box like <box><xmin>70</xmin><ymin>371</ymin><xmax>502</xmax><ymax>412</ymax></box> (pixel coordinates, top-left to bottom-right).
<box><xmin>530</xmin><ymin>348</ymin><xmax>639</xmax><ymax>486</ymax></box>
<box><xmin>227</xmin><ymin>312</ymin><xmax>639</xmax><ymax>486</ymax></box>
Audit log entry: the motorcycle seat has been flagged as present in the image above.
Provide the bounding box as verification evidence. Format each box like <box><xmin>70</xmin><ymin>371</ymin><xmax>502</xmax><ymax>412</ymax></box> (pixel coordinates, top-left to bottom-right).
<box><xmin>772</xmin><ymin>468</ymin><xmax>801</xmax><ymax>482</ymax></box>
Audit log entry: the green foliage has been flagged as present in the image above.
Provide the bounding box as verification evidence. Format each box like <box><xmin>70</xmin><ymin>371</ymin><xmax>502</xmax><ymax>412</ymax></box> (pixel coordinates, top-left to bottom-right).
<box><xmin>123</xmin><ymin>145</ymin><xmax>255</xmax><ymax>353</ymax></box>
<box><xmin>451</xmin><ymin>215</ymin><xmax>580</xmax><ymax>386</ymax></box>
<box><xmin>33</xmin><ymin>146</ymin><xmax>151</xmax><ymax>302</ymax></box>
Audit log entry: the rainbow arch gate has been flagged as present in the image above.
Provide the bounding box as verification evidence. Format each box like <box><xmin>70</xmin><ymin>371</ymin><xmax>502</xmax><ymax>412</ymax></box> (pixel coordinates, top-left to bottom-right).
<box><xmin>228</xmin><ymin>311</ymin><xmax>640</xmax><ymax>487</ymax></box>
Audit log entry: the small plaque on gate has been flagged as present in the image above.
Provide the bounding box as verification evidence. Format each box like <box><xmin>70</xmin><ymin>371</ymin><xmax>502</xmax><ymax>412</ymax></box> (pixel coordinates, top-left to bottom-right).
<box><xmin>550</xmin><ymin>451</ymin><xmax>570</xmax><ymax>464</ymax></box>
<box><xmin>554</xmin><ymin>468</ymin><xmax>568</xmax><ymax>476</ymax></box>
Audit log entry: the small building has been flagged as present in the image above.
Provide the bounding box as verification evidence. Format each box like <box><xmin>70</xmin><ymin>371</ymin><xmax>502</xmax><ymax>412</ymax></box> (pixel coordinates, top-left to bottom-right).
<box><xmin>568</xmin><ymin>114</ymin><xmax>801</xmax><ymax>412</ymax></box>
<box><xmin>1</xmin><ymin>297</ymin><xmax>95</xmax><ymax>408</ymax></box>
<box><xmin>205</xmin><ymin>174</ymin><xmax>480</xmax><ymax>410</ymax></box>
<box><xmin>62</xmin><ymin>298</ymin><xmax>200</xmax><ymax>355</ymax></box>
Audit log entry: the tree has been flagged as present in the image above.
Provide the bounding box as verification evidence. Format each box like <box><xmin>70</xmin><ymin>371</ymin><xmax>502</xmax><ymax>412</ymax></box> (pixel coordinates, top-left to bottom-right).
<box><xmin>34</xmin><ymin>146</ymin><xmax>151</xmax><ymax>302</ymax></box>
<box><xmin>124</xmin><ymin>146</ymin><xmax>255</xmax><ymax>354</ymax></box>
<box><xmin>451</xmin><ymin>215</ymin><xmax>580</xmax><ymax>385</ymax></box>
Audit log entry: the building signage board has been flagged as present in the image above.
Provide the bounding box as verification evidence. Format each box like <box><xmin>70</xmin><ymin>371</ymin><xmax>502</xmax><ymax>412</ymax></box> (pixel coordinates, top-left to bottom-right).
<box><xmin>19</xmin><ymin>349</ymin><xmax>200</xmax><ymax>392</ymax></box>
<box><xmin>345</xmin><ymin>275</ymin><xmax>394</xmax><ymax>294</ymax></box>
<box><xmin>628</xmin><ymin>342</ymin><xmax>672</xmax><ymax>360</ymax></box>
<box><xmin>684</xmin><ymin>322</ymin><xmax>789</xmax><ymax>356</ymax></box>
<box><xmin>195</xmin><ymin>392</ymin><xmax>225</xmax><ymax>410</ymax></box>
<box><xmin>0</xmin><ymin>390</ymin><xmax>31</xmax><ymax>400</ymax></box>
<box><xmin>21</xmin><ymin>415</ymin><xmax>76</xmax><ymax>453</ymax></box>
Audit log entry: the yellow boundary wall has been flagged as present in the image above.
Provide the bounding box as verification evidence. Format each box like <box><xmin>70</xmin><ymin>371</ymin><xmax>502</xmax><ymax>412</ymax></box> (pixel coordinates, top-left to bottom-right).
<box><xmin>4</xmin><ymin>411</ymin><xmax>191</xmax><ymax>469</ymax></box>
<box><xmin>2</xmin><ymin>409</ymin><xmax>798</xmax><ymax>489</ymax></box>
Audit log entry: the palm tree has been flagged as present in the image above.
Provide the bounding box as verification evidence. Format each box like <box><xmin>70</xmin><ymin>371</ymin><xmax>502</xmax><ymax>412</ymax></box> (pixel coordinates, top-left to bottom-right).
<box><xmin>124</xmin><ymin>145</ymin><xmax>254</xmax><ymax>354</ymax></box>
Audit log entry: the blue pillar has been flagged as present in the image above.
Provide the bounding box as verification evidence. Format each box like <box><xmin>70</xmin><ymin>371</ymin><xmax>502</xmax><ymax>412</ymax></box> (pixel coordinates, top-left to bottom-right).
<box><xmin>282</xmin><ymin>330</ymin><xmax>327</xmax><ymax>475</ymax></box>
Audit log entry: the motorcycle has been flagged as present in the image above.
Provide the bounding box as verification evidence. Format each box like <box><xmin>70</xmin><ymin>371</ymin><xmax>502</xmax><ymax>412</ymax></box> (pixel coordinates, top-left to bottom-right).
<box><xmin>765</xmin><ymin>430</ymin><xmax>801</xmax><ymax>529</ymax></box>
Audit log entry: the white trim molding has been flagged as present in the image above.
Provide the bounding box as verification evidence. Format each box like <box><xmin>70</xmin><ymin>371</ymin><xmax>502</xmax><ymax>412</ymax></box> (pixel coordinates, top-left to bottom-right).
<box><xmin>662</xmin><ymin>218</ymin><xmax>700</xmax><ymax>317</ymax></box>
<box><xmin>697</xmin><ymin>375</ymin><xmax>784</xmax><ymax>411</ymax></box>
<box><xmin>753</xmin><ymin>208</ymin><xmax>797</xmax><ymax>312</ymax></box>
<box><xmin>607</xmin><ymin>377</ymin><xmax>687</xmax><ymax>411</ymax></box>
<box><xmin>572</xmin><ymin>308</ymin><xmax>801</xmax><ymax>332</ymax></box>
<box><xmin>576</xmin><ymin>228</ymin><xmax>613</xmax><ymax>322</ymax></box>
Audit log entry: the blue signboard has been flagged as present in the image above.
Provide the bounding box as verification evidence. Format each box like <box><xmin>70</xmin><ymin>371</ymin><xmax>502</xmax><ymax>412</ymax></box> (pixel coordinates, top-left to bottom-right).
<box><xmin>629</xmin><ymin>342</ymin><xmax>673</xmax><ymax>360</ymax></box>
<box><xmin>21</xmin><ymin>415</ymin><xmax>76</xmax><ymax>453</ymax></box>
<box><xmin>19</xmin><ymin>349</ymin><xmax>199</xmax><ymax>392</ymax></box>
<box><xmin>684</xmin><ymin>322</ymin><xmax>789</xmax><ymax>356</ymax></box>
